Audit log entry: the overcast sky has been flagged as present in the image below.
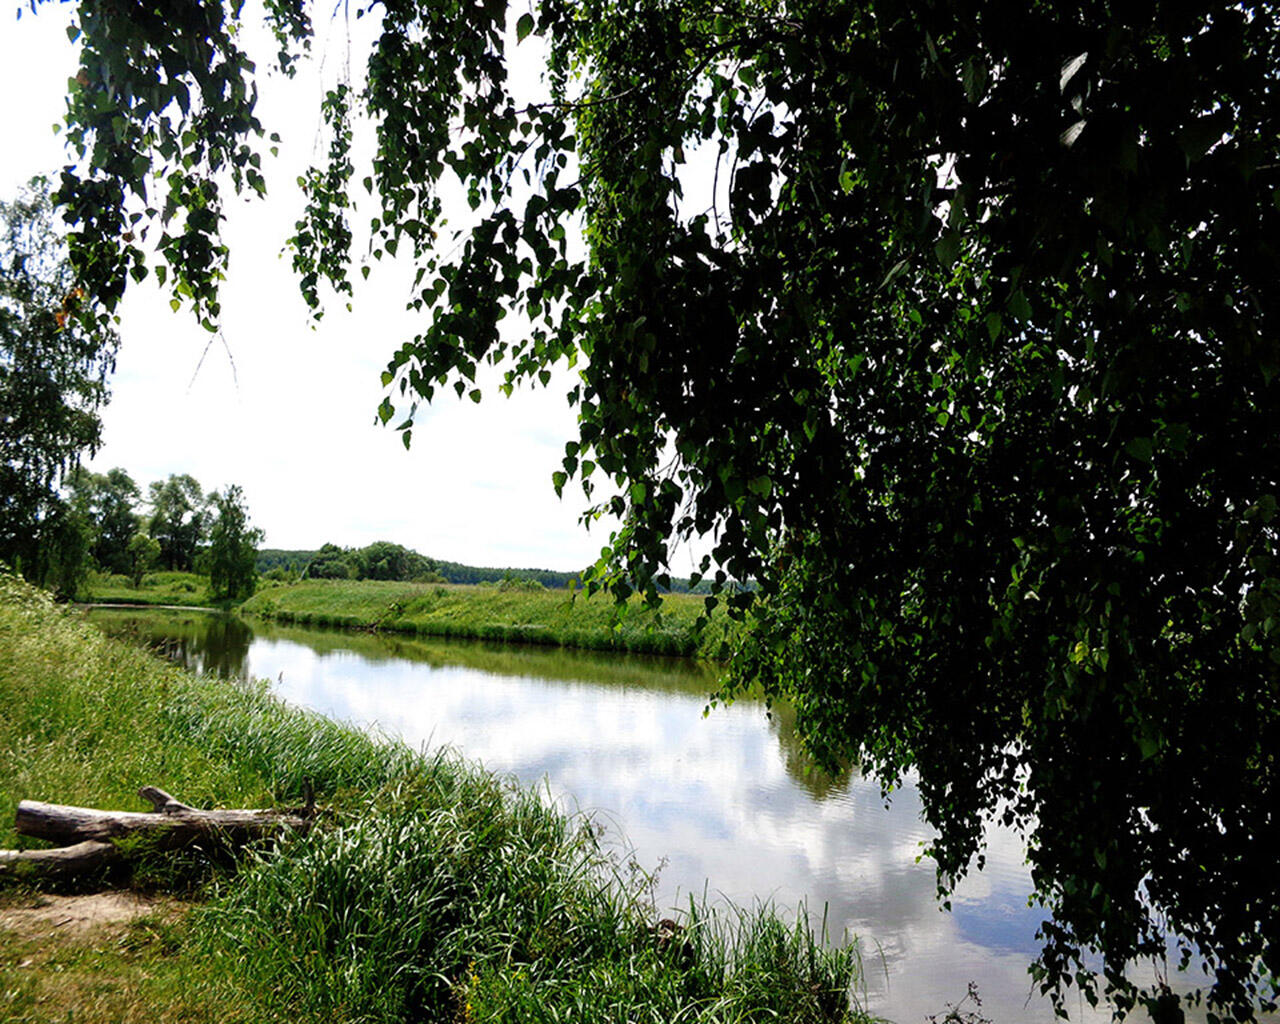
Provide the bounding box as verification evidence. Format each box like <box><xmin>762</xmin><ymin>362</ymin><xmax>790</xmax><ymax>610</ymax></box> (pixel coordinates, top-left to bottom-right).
<box><xmin>0</xmin><ymin>3</ymin><xmax>650</xmax><ymax>573</ymax></box>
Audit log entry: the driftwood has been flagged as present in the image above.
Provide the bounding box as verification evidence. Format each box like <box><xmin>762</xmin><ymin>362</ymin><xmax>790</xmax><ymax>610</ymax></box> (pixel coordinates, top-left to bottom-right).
<box><xmin>0</xmin><ymin>786</ymin><xmax>309</xmax><ymax>879</ymax></box>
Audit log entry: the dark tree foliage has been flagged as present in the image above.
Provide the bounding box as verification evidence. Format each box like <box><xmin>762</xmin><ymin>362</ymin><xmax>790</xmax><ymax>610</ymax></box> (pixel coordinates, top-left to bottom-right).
<box><xmin>44</xmin><ymin>0</ymin><xmax>1279</xmax><ymax>1018</ymax></box>
<box><xmin>431</xmin><ymin>557</ymin><xmax>581</xmax><ymax>588</ymax></box>
<box><xmin>0</xmin><ymin>180</ymin><xmax>117</xmax><ymax>596</ymax></box>
<box><xmin>302</xmin><ymin>542</ymin><xmax>355</xmax><ymax>580</ymax></box>
<box><xmin>354</xmin><ymin>539</ymin><xmax>438</xmax><ymax>581</ymax></box>
<box><xmin>147</xmin><ymin>473</ymin><xmax>208</xmax><ymax>571</ymax></box>
<box><xmin>255</xmin><ymin>548</ymin><xmax>315</xmax><ymax>577</ymax></box>
<box><xmin>68</xmin><ymin>465</ymin><xmax>141</xmax><ymax>574</ymax></box>
<box><xmin>293</xmin><ymin>543</ymin><xmax>585</xmax><ymax>586</ymax></box>
<box><xmin>205</xmin><ymin>484</ymin><xmax>263</xmax><ymax>601</ymax></box>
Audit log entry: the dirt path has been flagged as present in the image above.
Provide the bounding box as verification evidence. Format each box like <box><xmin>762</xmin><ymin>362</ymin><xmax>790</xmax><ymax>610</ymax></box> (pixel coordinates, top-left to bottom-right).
<box><xmin>0</xmin><ymin>891</ymin><xmax>178</xmax><ymax>941</ymax></box>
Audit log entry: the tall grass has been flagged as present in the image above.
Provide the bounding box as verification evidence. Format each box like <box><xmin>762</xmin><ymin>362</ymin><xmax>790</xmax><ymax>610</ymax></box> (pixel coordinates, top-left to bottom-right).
<box><xmin>196</xmin><ymin>777</ymin><xmax>869</xmax><ymax>1023</ymax></box>
<box><xmin>1</xmin><ymin>573</ymin><xmax>872</xmax><ymax>1023</ymax></box>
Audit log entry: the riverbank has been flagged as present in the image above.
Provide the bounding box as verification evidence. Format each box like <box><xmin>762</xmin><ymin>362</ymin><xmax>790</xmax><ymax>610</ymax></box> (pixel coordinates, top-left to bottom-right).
<box><xmin>0</xmin><ymin>574</ymin><xmax>870</xmax><ymax>1023</ymax></box>
<box><xmin>240</xmin><ymin>578</ymin><xmax>733</xmax><ymax>658</ymax></box>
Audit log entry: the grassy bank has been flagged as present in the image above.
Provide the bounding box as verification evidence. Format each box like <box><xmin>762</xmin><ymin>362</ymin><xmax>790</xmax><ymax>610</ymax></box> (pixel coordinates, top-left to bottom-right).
<box><xmin>83</xmin><ymin>570</ymin><xmax>216</xmax><ymax>607</ymax></box>
<box><xmin>242</xmin><ymin>578</ymin><xmax>734</xmax><ymax>658</ymax></box>
<box><xmin>0</xmin><ymin>573</ymin><xmax>871</xmax><ymax>1023</ymax></box>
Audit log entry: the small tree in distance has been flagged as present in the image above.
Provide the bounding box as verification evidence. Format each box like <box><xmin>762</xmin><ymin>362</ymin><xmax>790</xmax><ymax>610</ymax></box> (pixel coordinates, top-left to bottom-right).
<box><xmin>125</xmin><ymin>531</ymin><xmax>159</xmax><ymax>588</ymax></box>
<box><xmin>205</xmin><ymin>485</ymin><xmax>263</xmax><ymax>602</ymax></box>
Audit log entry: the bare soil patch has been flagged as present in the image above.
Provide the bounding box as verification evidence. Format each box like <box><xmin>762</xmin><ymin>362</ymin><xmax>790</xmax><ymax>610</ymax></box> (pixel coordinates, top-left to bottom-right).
<box><xmin>0</xmin><ymin>890</ymin><xmax>181</xmax><ymax>942</ymax></box>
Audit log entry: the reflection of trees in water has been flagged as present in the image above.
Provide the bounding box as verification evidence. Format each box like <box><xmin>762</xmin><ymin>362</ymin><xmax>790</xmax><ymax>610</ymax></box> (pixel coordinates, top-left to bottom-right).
<box><xmin>195</xmin><ymin>615</ymin><xmax>252</xmax><ymax>678</ymax></box>
<box><xmin>249</xmin><ymin>615</ymin><xmax>723</xmax><ymax>695</ymax></box>
<box><xmin>87</xmin><ymin>610</ymin><xmax>252</xmax><ymax>679</ymax></box>
<box><xmin>764</xmin><ymin>701</ymin><xmax>853</xmax><ymax>801</ymax></box>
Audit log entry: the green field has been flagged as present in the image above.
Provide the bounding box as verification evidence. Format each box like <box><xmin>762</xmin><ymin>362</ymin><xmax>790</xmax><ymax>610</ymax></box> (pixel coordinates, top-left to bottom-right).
<box><xmin>241</xmin><ymin>578</ymin><xmax>735</xmax><ymax>658</ymax></box>
<box><xmin>83</xmin><ymin>570</ymin><xmax>216</xmax><ymax>607</ymax></box>
<box><xmin>0</xmin><ymin>573</ymin><xmax>869</xmax><ymax>1023</ymax></box>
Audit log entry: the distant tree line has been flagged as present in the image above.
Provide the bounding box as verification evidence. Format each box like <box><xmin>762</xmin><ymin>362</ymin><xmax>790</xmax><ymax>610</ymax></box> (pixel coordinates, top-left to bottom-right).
<box><xmin>257</xmin><ymin>543</ymin><xmax>715</xmax><ymax>593</ymax></box>
<box><xmin>257</xmin><ymin>542</ymin><xmax>588</xmax><ymax>588</ymax></box>
<box><xmin>54</xmin><ymin>468</ymin><xmax>261</xmax><ymax>600</ymax></box>
<box><xmin>255</xmin><ymin>549</ymin><xmax>314</xmax><ymax>580</ymax></box>
<box><xmin>428</xmin><ymin>556</ymin><xmax>580</xmax><ymax>589</ymax></box>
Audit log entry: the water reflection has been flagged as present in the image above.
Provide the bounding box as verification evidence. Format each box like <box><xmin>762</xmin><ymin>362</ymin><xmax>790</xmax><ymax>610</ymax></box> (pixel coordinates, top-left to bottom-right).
<box><xmin>90</xmin><ymin>606</ymin><xmax>253</xmax><ymax>679</ymax></box>
<box><xmin>84</xmin><ymin>608</ymin><xmax>1259</xmax><ymax>1024</ymax></box>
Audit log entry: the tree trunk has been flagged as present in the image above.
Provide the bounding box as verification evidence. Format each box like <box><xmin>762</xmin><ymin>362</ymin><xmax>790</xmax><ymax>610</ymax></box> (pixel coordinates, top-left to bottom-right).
<box><xmin>15</xmin><ymin>787</ymin><xmax>309</xmax><ymax>848</ymax></box>
<box><xmin>0</xmin><ymin>840</ymin><xmax>119</xmax><ymax>879</ymax></box>
<box><xmin>1</xmin><ymin>787</ymin><xmax>310</xmax><ymax>879</ymax></box>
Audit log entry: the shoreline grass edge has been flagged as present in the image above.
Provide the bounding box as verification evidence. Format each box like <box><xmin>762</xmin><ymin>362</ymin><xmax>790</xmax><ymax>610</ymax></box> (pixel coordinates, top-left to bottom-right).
<box><xmin>240</xmin><ymin>578</ymin><xmax>735</xmax><ymax>658</ymax></box>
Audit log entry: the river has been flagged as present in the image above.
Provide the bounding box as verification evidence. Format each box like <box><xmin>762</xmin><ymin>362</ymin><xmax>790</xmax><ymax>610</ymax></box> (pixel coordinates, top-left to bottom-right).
<box><xmin>85</xmin><ymin>606</ymin><xmax>1241</xmax><ymax>1024</ymax></box>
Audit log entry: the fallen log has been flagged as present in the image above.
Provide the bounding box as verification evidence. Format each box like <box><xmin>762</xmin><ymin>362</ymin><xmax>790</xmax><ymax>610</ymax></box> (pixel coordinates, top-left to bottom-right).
<box><xmin>0</xmin><ymin>787</ymin><xmax>310</xmax><ymax>879</ymax></box>
<box><xmin>15</xmin><ymin>786</ymin><xmax>310</xmax><ymax>848</ymax></box>
<box><xmin>0</xmin><ymin>840</ymin><xmax>120</xmax><ymax>879</ymax></box>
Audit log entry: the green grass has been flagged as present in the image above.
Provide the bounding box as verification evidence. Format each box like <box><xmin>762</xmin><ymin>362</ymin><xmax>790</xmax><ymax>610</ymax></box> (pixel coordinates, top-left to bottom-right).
<box><xmin>242</xmin><ymin>578</ymin><xmax>737</xmax><ymax>658</ymax></box>
<box><xmin>83</xmin><ymin>570</ymin><xmax>215</xmax><ymax>608</ymax></box>
<box><xmin>0</xmin><ymin>572</ymin><xmax>874</xmax><ymax>1023</ymax></box>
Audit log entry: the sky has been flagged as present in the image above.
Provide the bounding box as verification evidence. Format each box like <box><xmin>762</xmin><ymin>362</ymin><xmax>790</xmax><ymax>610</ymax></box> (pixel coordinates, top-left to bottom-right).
<box><xmin>0</xmin><ymin>2</ymin><xmax>642</xmax><ymax>573</ymax></box>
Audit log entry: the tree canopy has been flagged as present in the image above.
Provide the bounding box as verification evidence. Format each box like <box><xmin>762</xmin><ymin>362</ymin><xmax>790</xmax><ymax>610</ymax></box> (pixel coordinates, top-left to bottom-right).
<box><xmin>301</xmin><ymin>541</ymin><xmax>444</xmax><ymax>582</ymax></box>
<box><xmin>205</xmin><ymin>484</ymin><xmax>264</xmax><ymax>601</ymax></box>
<box><xmin>45</xmin><ymin>0</ymin><xmax>1279</xmax><ymax>1019</ymax></box>
<box><xmin>0</xmin><ymin>179</ymin><xmax>118</xmax><ymax>595</ymax></box>
<box><xmin>68</xmin><ymin>465</ymin><xmax>141</xmax><ymax>575</ymax></box>
<box><xmin>147</xmin><ymin>473</ymin><xmax>207</xmax><ymax>572</ymax></box>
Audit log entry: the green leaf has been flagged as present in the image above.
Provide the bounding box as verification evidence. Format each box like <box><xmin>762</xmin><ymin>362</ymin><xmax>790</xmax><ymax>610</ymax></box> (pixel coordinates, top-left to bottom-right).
<box><xmin>985</xmin><ymin>311</ymin><xmax>1003</xmax><ymax>341</ymax></box>
<box><xmin>1007</xmin><ymin>290</ymin><xmax>1033</xmax><ymax>322</ymax></box>
<box><xmin>516</xmin><ymin>13</ymin><xmax>534</xmax><ymax>41</ymax></box>
<box><xmin>1124</xmin><ymin>437</ymin><xmax>1153</xmax><ymax>463</ymax></box>
<box><xmin>934</xmin><ymin>231</ymin><xmax>962</xmax><ymax>270</ymax></box>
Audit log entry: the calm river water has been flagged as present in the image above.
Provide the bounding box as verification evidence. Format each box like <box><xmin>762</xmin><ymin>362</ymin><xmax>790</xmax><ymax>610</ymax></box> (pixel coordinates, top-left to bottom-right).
<box><xmin>86</xmin><ymin>607</ymin><xmax>1241</xmax><ymax>1024</ymax></box>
